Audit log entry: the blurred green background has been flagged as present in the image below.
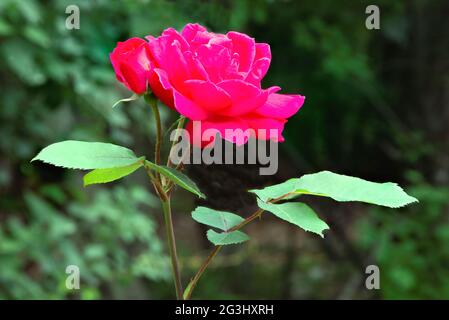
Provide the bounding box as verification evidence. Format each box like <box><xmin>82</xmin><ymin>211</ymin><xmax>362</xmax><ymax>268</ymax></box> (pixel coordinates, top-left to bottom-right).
<box><xmin>0</xmin><ymin>0</ymin><xmax>448</xmax><ymax>299</ymax></box>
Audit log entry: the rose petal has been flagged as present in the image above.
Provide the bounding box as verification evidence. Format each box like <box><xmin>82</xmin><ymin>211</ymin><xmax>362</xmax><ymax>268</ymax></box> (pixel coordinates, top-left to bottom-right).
<box><xmin>184</xmin><ymin>51</ymin><xmax>209</xmax><ymax>81</ymax></box>
<box><xmin>173</xmin><ymin>90</ymin><xmax>209</xmax><ymax>120</ymax></box>
<box><xmin>186</xmin><ymin>118</ymin><xmax>251</xmax><ymax>147</ymax></box>
<box><xmin>110</xmin><ymin>38</ymin><xmax>147</xmax><ymax>65</ymax></box>
<box><xmin>149</xmin><ymin>68</ymin><xmax>174</xmax><ymax>108</ymax></box>
<box><xmin>183</xmin><ymin>80</ymin><xmax>231</xmax><ymax>112</ymax></box>
<box><xmin>246</xmin><ymin>116</ymin><xmax>287</xmax><ymax>142</ymax></box>
<box><xmin>192</xmin><ymin>31</ymin><xmax>216</xmax><ymax>48</ymax></box>
<box><xmin>110</xmin><ymin>38</ymin><xmax>150</xmax><ymax>93</ymax></box>
<box><xmin>161</xmin><ymin>27</ymin><xmax>189</xmax><ymax>50</ymax></box>
<box><xmin>255</xmin><ymin>43</ymin><xmax>271</xmax><ymax>61</ymax></box>
<box><xmin>181</xmin><ymin>23</ymin><xmax>207</xmax><ymax>42</ymax></box>
<box><xmin>227</xmin><ymin>31</ymin><xmax>256</xmax><ymax>73</ymax></box>
<box><xmin>195</xmin><ymin>44</ymin><xmax>232</xmax><ymax>83</ymax></box>
<box><xmin>208</xmin><ymin>34</ymin><xmax>233</xmax><ymax>49</ymax></box>
<box><xmin>119</xmin><ymin>61</ymin><xmax>147</xmax><ymax>94</ymax></box>
<box><xmin>245</xmin><ymin>57</ymin><xmax>271</xmax><ymax>85</ymax></box>
<box><xmin>255</xmin><ymin>93</ymin><xmax>305</xmax><ymax>118</ymax></box>
<box><xmin>217</xmin><ymin>79</ymin><xmax>267</xmax><ymax>116</ymax></box>
<box><xmin>148</xmin><ymin>35</ymin><xmax>190</xmax><ymax>88</ymax></box>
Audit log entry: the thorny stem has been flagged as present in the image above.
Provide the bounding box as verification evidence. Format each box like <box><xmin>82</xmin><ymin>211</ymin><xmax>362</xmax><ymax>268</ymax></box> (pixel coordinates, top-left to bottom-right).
<box><xmin>184</xmin><ymin>194</ymin><xmax>290</xmax><ymax>300</ymax></box>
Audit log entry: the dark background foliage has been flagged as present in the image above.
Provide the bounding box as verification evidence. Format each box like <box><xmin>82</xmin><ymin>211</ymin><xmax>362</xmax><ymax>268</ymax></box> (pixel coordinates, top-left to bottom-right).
<box><xmin>0</xmin><ymin>0</ymin><xmax>448</xmax><ymax>299</ymax></box>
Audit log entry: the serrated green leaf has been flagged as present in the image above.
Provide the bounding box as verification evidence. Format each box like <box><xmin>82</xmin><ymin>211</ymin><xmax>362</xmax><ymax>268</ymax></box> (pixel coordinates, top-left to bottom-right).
<box><xmin>83</xmin><ymin>159</ymin><xmax>144</xmax><ymax>186</ymax></box>
<box><xmin>192</xmin><ymin>207</ymin><xmax>244</xmax><ymax>231</ymax></box>
<box><xmin>145</xmin><ymin>161</ymin><xmax>205</xmax><ymax>199</ymax></box>
<box><xmin>250</xmin><ymin>171</ymin><xmax>418</xmax><ymax>208</ymax></box>
<box><xmin>32</xmin><ymin>140</ymin><xmax>139</xmax><ymax>170</ymax></box>
<box><xmin>112</xmin><ymin>93</ymin><xmax>139</xmax><ymax>108</ymax></box>
<box><xmin>257</xmin><ymin>199</ymin><xmax>329</xmax><ymax>237</ymax></box>
<box><xmin>206</xmin><ymin>229</ymin><xmax>250</xmax><ymax>245</ymax></box>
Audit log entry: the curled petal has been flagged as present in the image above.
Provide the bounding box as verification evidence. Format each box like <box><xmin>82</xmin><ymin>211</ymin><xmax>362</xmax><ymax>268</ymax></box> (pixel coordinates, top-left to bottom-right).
<box><xmin>208</xmin><ymin>34</ymin><xmax>233</xmax><ymax>49</ymax></box>
<box><xmin>217</xmin><ymin>79</ymin><xmax>267</xmax><ymax>116</ymax></box>
<box><xmin>195</xmin><ymin>44</ymin><xmax>232</xmax><ymax>83</ymax></box>
<box><xmin>161</xmin><ymin>27</ymin><xmax>189</xmax><ymax>50</ymax></box>
<box><xmin>245</xmin><ymin>57</ymin><xmax>271</xmax><ymax>85</ymax></box>
<box><xmin>191</xmin><ymin>31</ymin><xmax>217</xmax><ymax>48</ymax></box>
<box><xmin>181</xmin><ymin>23</ymin><xmax>207</xmax><ymax>42</ymax></box>
<box><xmin>148</xmin><ymin>36</ymin><xmax>191</xmax><ymax>88</ymax></box>
<box><xmin>227</xmin><ymin>31</ymin><xmax>256</xmax><ymax>73</ymax></box>
<box><xmin>255</xmin><ymin>43</ymin><xmax>271</xmax><ymax>61</ymax></box>
<box><xmin>246</xmin><ymin>43</ymin><xmax>272</xmax><ymax>85</ymax></box>
<box><xmin>255</xmin><ymin>93</ymin><xmax>305</xmax><ymax>118</ymax></box>
<box><xmin>184</xmin><ymin>51</ymin><xmax>209</xmax><ymax>81</ymax></box>
<box><xmin>149</xmin><ymin>68</ymin><xmax>174</xmax><ymax>108</ymax></box>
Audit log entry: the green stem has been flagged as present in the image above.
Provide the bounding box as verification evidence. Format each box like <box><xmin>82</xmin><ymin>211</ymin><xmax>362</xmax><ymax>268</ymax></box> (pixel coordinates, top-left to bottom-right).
<box><xmin>161</xmin><ymin>197</ymin><xmax>183</xmax><ymax>300</ymax></box>
<box><xmin>184</xmin><ymin>195</ymin><xmax>289</xmax><ymax>299</ymax></box>
<box><xmin>184</xmin><ymin>208</ymin><xmax>263</xmax><ymax>300</ymax></box>
<box><xmin>144</xmin><ymin>94</ymin><xmax>183</xmax><ymax>299</ymax></box>
<box><xmin>147</xmin><ymin>97</ymin><xmax>162</xmax><ymax>167</ymax></box>
<box><xmin>183</xmin><ymin>246</ymin><xmax>221</xmax><ymax>300</ymax></box>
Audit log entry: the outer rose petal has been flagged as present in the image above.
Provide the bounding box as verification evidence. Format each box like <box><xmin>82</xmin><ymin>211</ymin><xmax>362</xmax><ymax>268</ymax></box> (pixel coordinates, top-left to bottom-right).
<box><xmin>186</xmin><ymin>118</ymin><xmax>251</xmax><ymax>147</ymax></box>
<box><xmin>255</xmin><ymin>93</ymin><xmax>305</xmax><ymax>118</ymax></box>
<box><xmin>217</xmin><ymin>79</ymin><xmax>267</xmax><ymax>116</ymax></box>
<box><xmin>246</xmin><ymin>116</ymin><xmax>287</xmax><ymax>142</ymax></box>
<box><xmin>173</xmin><ymin>90</ymin><xmax>209</xmax><ymax>120</ymax></box>
<box><xmin>183</xmin><ymin>80</ymin><xmax>231</xmax><ymax>112</ymax></box>
<box><xmin>149</xmin><ymin>68</ymin><xmax>174</xmax><ymax>108</ymax></box>
<box><xmin>147</xmin><ymin>35</ymin><xmax>191</xmax><ymax>88</ymax></box>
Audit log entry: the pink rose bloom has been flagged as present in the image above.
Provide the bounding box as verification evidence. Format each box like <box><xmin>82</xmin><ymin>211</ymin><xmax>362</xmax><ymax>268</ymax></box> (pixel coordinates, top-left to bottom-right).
<box><xmin>110</xmin><ymin>37</ymin><xmax>152</xmax><ymax>94</ymax></box>
<box><xmin>111</xmin><ymin>24</ymin><xmax>305</xmax><ymax>145</ymax></box>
